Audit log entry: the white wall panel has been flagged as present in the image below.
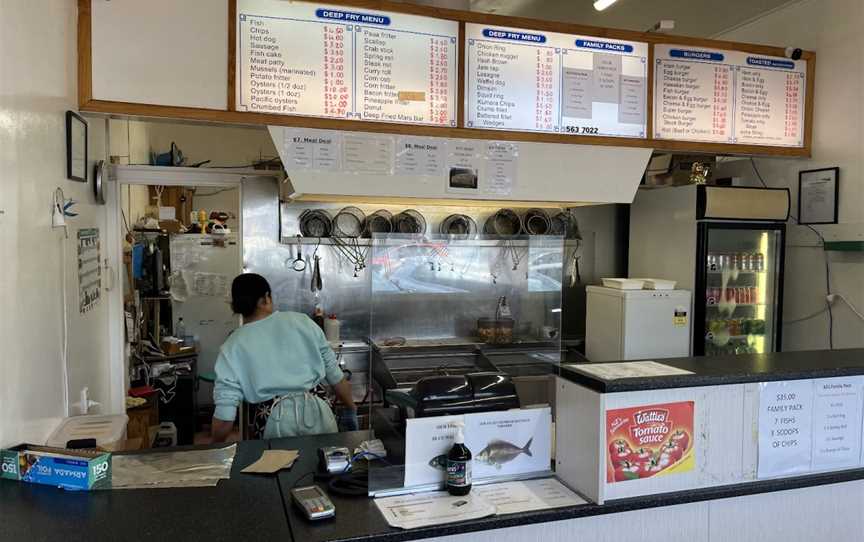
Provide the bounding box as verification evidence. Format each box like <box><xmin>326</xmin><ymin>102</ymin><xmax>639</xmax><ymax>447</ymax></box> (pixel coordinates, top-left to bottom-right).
<box><xmin>91</xmin><ymin>0</ymin><xmax>228</xmax><ymax>110</ymax></box>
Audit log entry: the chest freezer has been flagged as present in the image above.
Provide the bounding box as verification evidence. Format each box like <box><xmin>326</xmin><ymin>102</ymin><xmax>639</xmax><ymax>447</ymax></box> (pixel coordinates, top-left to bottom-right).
<box><xmin>586</xmin><ymin>286</ymin><xmax>692</xmax><ymax>362</ymax></box>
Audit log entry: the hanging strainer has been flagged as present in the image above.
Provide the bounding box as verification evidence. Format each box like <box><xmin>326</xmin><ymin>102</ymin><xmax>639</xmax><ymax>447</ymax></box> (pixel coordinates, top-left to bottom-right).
<box><xmin>484</xmin><ymin>209</ymin><xmax>523</xmax><ymax>236</ymax></box>
<box><xmin>440</xmin><ymin>214</ymin><xmax>477</xmax><ymax>236</ymax></box>
<box><xmin>333</xmin><ymin>206</ymin><xmax>366</xmax><ymax>238</ymax></box>
<box><xmin>393</xmin><ymin>209</ymin><xmax>427</xmax><ymax>234</ymax></box>
<box><xmin>299</xmin><ymin>209</ymin><xmax>333</xmax><ymax>238</ymax></box>
<box><xmin>364</xmin><ymin>210</ymin><xmax>393</xmax><ymax>237</ymax></box>
<box><xmin>523</xmin><ymin>208</ymin><xmax>553</xmax><ymax>235</ymax></box>
<box><xmin>550</xmin><ymin>211</ymin><xmax>579</xmax><ymax>238</ymax></box>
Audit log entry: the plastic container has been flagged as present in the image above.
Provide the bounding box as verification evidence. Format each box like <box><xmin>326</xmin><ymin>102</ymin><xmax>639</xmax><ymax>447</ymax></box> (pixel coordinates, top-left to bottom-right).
<box><xmin>46</xmin><ymin>414</ymin><xmax>129</xmax><ymax>449</ymax></box>
<box><xmin>636</xmin><ymin>278</ymin><xmax>678</xmax><ymax>290</ymax></box>
<box><xmin>601</xmin><ymin>278</ymin><xmax>646</xmax><ymax>290</ymax></box>
<box><xmin>324</xmin><ymin>314</ymin><xmax>341</xmax><ymax>342</ymax></box>
<box><xmin>446</xmin><ymin>422</ymin><xmax>472</xmax><ymax>496</ymax></box>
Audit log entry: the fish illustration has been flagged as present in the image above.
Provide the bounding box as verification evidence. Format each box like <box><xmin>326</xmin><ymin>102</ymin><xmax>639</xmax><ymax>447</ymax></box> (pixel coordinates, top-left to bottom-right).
<box><xmin>429</xmin><ymin>454</ymin><xmax>448</xmax><ymax>470</ymax></box>
<box><xmin>476</xmin><ymin>438</ymin><xmax>533</xmax><ymax>469</ymax></box>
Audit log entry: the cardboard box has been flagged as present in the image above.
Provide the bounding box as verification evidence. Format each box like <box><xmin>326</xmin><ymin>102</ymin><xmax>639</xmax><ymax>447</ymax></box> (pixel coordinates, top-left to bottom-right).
<box><xmin>0</xmin><ymin>445</ymin><xmax>111</xmax><ymax>491</ymax></box>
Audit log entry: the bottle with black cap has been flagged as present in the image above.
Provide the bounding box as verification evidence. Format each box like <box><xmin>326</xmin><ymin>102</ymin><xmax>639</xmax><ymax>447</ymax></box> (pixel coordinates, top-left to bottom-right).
<box><xmin>446</xmin><ymin>422</ymin><xmax>472</xmax><ymax>496</ymax></box>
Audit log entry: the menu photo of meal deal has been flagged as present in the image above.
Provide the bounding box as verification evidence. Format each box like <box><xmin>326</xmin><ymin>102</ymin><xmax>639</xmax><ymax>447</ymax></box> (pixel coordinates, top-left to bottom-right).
<box><xmin>605</xmin><ymin>401</ymin><xmax>694</xmax><ymax>483</ymax></box>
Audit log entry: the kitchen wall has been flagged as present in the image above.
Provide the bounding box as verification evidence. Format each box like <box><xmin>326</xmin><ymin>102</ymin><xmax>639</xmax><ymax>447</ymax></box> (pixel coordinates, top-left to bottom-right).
<box><xmin>714</xmin><ymin>0</ymin><xmax>864</xmax><ymax>350</ymax></box>
<box><xmin>0</xmin><ymin>1</ymin><xmax>113</xmax><ymax>447</ymax></box>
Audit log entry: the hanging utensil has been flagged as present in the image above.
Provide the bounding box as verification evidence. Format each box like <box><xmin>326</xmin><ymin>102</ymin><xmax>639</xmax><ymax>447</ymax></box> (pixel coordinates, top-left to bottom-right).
<box><xmin>311</xmin><ymin>255</ymin><xmax>323</xmax><ymax>293</ymax></box>
<box><xmin>292</xmin><ymin>235</ymin><xmax>307</xmax><ymax>272</ymax></box>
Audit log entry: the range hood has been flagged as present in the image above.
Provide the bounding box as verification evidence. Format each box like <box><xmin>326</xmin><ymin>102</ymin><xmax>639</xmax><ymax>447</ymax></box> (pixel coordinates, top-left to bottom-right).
<box><xmin>269</xmin><ymin>126</ymin><xmax>652</xmax><ymax>207</ymax></box>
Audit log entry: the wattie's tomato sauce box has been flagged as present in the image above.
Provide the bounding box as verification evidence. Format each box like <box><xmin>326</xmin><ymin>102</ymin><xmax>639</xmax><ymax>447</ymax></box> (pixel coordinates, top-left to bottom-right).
<box><xmin>605</xmin><ymin>401</ymin><xmax>694</xmax><ymax>483</ymax></box>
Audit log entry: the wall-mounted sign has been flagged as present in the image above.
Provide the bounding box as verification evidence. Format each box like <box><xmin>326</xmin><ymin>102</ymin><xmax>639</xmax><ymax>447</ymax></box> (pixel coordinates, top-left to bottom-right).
<box><xmin>236</xmin><ymin>0</ymin><xmax>458</xmax><ymax>126</ymax></box>
<box><xmin>605</xmin><ymin>401</ymin><xmax>694</xmax><ymax>483</ymax></box>
<box><xmin>757</xmin><ymin>379</ymin><xmax>814</xmax><ymax>478</ymax></box>
<box><xmin>464</xmin><ymin>24</ymin><xmax>648</xmax><ymax>138</ymax></box>
<box><xmin>654</xmin><ymin>45</ymin><xmax>806</xmax><ymax>147</ymax></box>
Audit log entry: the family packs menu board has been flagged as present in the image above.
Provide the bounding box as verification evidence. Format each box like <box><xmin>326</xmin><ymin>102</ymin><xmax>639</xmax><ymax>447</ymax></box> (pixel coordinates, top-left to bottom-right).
<box><xmin>654</xmin><ymin>45</ymin><xmax>807</xmax><ymax>147</ymax></box>
<box><xmin>236</xmin><ymin>0</ymin><xmax>458</xmax><ymax>126</ymax></box>
<box><xmin>465</xmin><ymin>24</ymin><xmax>648</xmax><ymax>138</ymax></box>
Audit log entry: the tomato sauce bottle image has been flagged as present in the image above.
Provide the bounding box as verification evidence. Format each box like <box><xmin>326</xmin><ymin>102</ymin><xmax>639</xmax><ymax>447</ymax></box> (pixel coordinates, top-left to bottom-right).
<box><xmin>446</xmin><ymin>422</ymin><xmax>472</xmax><ymax>496</ymax></box>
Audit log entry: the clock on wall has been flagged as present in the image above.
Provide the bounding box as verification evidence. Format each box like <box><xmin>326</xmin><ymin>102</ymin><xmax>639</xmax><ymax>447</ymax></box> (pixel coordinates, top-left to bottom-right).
<box><xmin>93</xmin><ymin>159</ymin><xmax>106</xmax><ymax>205</ymax></box>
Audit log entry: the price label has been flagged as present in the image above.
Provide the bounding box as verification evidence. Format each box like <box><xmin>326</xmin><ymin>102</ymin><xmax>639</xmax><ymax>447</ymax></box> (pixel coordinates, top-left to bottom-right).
<box><xmin>758</xmin><ymin>380</ymin><xmax>814</xmax><ymax>478</ymax></box>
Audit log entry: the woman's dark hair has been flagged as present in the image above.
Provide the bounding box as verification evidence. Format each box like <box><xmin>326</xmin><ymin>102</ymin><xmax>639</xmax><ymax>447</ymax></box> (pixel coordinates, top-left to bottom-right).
<box><xmin>230</xmin><ymin>273</ymin><xmax>271</xmax><ymax>317</ymax></box>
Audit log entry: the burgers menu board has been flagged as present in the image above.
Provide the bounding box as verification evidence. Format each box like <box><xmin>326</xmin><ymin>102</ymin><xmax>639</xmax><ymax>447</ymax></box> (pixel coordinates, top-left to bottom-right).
<box><xmin>465</xmin><ymin>24</ymin><xmax>648</xmax><ymax>138</ymax></box>
<box><xmin>654</xmin><ymin>45</ymin><xmax>807</xmax><ymax>147</ymax></box>
<box><xmin>236</xmin><ymin>0</ymin><xmax>458</xmax><ymax>126</ymax></box>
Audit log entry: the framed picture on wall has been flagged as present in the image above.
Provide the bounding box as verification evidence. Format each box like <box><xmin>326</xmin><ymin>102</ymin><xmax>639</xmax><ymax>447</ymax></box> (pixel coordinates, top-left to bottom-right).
<box><xmin>798</xmin><ymin>167</ymin><xmax>839</xmax><ymax>225</ymax></box>
<box><xmin>66</xmin><ymin>111</ymin><xmax>88</xmax><ymax>182</ymax></box>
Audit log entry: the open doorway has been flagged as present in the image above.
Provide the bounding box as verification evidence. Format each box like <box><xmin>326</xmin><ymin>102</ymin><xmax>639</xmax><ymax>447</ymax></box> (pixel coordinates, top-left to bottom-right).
<box><xmin>119</xmin><ymin>181</ymin><xmax>242</xmax><ymax>448</ymax></box>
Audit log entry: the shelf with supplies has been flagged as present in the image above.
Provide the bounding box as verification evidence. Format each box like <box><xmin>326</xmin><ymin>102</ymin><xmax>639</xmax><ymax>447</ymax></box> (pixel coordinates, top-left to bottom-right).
<box><xmin>706</xmin><ymin>270</ymin><xmax>766</xmax><ymax>275</ymax></box>
<box><xmin>706</xmin><ymin>303</ymin><xmax>768</xmax><ymax>308</ymax></box>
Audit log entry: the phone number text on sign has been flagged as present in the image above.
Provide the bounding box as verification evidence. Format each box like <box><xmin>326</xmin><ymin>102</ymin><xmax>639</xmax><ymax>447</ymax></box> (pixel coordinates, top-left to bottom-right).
<box><xmin>606</xmin><ymin>401</ymin><xmax>695</xmax><ymax>483</ymax></box>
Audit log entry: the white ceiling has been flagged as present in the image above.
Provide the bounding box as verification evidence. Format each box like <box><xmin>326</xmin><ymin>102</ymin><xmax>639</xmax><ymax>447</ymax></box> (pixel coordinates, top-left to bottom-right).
<box><xmin>466</xmin><ymin>0</ymin><xmax>797</xmax><ymax>37</ymax></box>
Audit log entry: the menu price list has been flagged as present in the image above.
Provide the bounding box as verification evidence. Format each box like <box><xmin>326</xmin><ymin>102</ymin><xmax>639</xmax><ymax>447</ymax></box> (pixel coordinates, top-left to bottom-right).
<box><xmin>236</xmin><ymin>1</ymin><xmax>458</xmax><ymax>126</ymax></box>
<box><xmin>465</xmin><ymin>24</ymin><xmax>647</xmax><ymax>138</ymax></box>
<box><xmin>758</xmin><ymin>377</ymin><xmax>864</xmax><ymax>479</ymax></box>
<box><xmin>654</xmin><ymin>46</ymin><xmax>806</xmax><ymax>147</ymax></box>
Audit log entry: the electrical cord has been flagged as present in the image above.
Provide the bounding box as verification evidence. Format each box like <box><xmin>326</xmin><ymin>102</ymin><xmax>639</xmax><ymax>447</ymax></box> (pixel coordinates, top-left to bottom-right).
<box><xmin>750</xmin><ymin>158</ymin><xmax>833</xmax><ymax>349</ymax></box>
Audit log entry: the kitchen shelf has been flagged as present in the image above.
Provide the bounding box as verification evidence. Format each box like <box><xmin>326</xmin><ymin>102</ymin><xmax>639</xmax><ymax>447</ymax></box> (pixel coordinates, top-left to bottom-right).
<box><xmin>280</xmin><ymin>237</ymin><xmax>579</xmax><ymax>247</ymax></box>
<box><xmin>706</xmin><ymin>303</ymin><xmax>767</xmax><ymax>308</ymax></box>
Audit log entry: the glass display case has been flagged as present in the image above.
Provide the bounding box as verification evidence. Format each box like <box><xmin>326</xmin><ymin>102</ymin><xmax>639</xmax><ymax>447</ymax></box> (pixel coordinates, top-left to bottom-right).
<box><xmin>367</xmin><ymin>234</ymin><xmax>564</xmax><ymax>496</ymax></box>
<box><xmin>695</xmin><ymin>223</ymin><xmax>785</xmax><ymax>356</ymax></box>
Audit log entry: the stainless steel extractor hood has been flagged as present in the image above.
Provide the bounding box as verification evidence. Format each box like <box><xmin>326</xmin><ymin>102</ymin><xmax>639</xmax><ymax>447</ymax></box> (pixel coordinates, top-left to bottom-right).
<box><xmin>269</xmin><ymin>126</ymin><xmax>653</xmax><ymax>206</ymax></box>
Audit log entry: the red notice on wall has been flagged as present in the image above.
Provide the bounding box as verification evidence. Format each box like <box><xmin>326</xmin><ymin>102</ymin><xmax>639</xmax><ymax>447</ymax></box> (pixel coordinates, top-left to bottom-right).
<box><xmin>606</xmin><ymin>401</ymin><xmax>695</xmax><ymax>483</ymax></box>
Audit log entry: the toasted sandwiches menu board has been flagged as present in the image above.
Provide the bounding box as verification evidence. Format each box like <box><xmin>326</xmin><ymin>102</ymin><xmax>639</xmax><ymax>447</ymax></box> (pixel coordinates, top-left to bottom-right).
<box><xmin>654</xmin><ymin>45</ymin><xmax>806</xmax><ymax>147</ymax></box>
<box><xmin>465</xmin><ymin>24</ymin><xmax>648</xmax><ymax>138</ymax></box>
<box><xmin>236</xmin><ymin>0</ymin><xmax>458</xmax><ymax>126</ymax></box>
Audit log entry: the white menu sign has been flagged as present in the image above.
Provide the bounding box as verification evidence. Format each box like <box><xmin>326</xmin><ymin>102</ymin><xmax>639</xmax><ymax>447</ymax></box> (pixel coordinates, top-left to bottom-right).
<box><xmin>465</xmin><ymin>24</ymin><xmax>647</xmax><ymax>138</ymax></box>
<box><xmin>654</xmin><ymin>45</ymin><xmax>806</xmax><ymax>147</ymax></box>
<box><xmin>236</xmin><ymin>0</ymin><xmax>458</xmax><ymax>126</ymax></box>
<box><xmin>758</xmin><ymin>380</ymin><xmax>814</xmax><ymax>478</ymax></box>
<box><xmin>811</xmin><ymin>377</ymin><xmax>864</xmax><ymax>470</ymax></box>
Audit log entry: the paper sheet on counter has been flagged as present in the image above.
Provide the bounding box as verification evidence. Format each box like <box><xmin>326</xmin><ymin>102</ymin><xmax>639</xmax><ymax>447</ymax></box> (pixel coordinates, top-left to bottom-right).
<box><xmin>375</xmin><ymin>491</ymin><xmax>496</xmax><ymax>530</ymax></box>
<box><xmin>473</xmin><ymin>478</ymin><xmax>586</xmax><ymax>515</ymax></box>
<box><xmin>569</xmin><ymin>361</ymin><xmax>693</xmax><ymax>380</ymax></box>
<box><xmin>241</xmin><ymin>450</ymin><xmax>299</xmax><ymax>474</ymax></box>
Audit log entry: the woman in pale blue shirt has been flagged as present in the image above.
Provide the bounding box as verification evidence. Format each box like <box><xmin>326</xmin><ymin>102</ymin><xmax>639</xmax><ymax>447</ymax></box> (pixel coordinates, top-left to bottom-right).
<box><xmin>211</xmin><ymin>273</ymin><xmax>357</xmax><ymax>442</ymax></box>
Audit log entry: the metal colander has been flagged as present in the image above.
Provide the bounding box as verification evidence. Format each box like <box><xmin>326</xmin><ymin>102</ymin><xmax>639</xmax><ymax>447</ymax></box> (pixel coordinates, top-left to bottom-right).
<box><xmin>299</xmin><ymin>209</ymin><xmax>333</xmax><ymax>238</ymax></box>
<box><xmin>333</xmin><ymin>206</ymin><xmax>366</xmax><ymax>238</ymax></box>
<box><xmin>364</xmin><ymin>210</ymin><xmax>393</xmax><ymax>237</ymax></box>
<box><xmin>523</xmin><ymin>208</ymin><xmax>553</xmax><ymax>235</ymax></box>
<box><xmin>393</xmin><ymin>209</ymin><xmax>427</xmax><ymax>234</ymax></box>
<box><xmin>484</xmin><ymin>209</ymin><xmax>522</xmax><ymax>236</ymax></box>
<box><xmin>439</xmin><ymin>214</ymin><xmax>477</xmax><ymax>236</ymax></box>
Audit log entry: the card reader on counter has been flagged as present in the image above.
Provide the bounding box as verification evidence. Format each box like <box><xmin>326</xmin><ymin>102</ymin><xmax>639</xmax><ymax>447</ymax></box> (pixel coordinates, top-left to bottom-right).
<box><xmin>387</xmin><ymin>372</ymin><xmax>520</xmax><ymax>418</ymax></box>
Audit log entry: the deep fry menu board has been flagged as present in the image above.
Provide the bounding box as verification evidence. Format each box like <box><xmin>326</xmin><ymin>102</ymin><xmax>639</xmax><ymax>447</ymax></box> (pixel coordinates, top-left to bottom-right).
<box><xmin>465</xmin><ymin>24</ymin><xmax>648</xmax><ymax>138</ymax></box>
<box><xmin>236</xmin><ymin>0</ymin><xmax>458</xmax><ymax>126</ymax></box>
<box><xmin>654</xmin><ymin>45</ymin><xmax>806</xmax><ymax>147</ymax></box>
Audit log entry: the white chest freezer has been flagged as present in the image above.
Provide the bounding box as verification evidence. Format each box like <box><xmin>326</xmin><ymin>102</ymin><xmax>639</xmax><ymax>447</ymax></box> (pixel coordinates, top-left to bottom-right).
<box><xmin>586</xmin><ymin>286</ymin><xmax>692</xmax><ymax>362</ymax></box>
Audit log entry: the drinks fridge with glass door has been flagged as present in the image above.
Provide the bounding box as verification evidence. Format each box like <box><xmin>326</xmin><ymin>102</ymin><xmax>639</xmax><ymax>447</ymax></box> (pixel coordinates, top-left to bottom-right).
<box><xmin>629</xmin><ymin>184</ymin><xmax>788</xmax><ymax>356</ymax></box>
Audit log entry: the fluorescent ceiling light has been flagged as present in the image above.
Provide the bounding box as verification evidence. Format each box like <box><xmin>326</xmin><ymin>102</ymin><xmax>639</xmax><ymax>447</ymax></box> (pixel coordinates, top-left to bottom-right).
<box><xmin>593</xmin><ymin>0</ymin><xmax>618</xmax><ymax>11</ymax></box>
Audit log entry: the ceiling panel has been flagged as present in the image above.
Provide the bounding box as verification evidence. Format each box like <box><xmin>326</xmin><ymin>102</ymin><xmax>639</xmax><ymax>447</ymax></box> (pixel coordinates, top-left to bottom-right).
<box><xmin>467</xmin><ymin>0</ymin><xmax>797</xmax><ymax>38</ymax></box>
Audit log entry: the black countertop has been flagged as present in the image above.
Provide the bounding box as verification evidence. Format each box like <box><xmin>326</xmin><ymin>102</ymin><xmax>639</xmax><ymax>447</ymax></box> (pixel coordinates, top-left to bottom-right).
<box><xmin>0</xmin><ymin>440</ymin><xmax>291</xmax><ymax>542</ymax></box>
<box><xmin>5</xmin><ymin>429</ymin><xmax>864</xmax><ymax>542</ymax></box>
<box><xmin>561</xmin><ymin>348</ymin><xmax>864</xmax><ymax>393</ymax></box>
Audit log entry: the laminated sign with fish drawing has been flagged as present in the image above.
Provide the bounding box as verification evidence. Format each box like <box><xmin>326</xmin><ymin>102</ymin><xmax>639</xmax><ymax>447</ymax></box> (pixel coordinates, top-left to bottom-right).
<box><xmin>404</xmin><ymin>408</ymin><xmax>552</xmax><ymax>488</ymax></box>
<box><xmin>605</xmin><ymin>401</ymin><xmax>695</xmax><ymax>484</ymax></box>
<box><xmin>465</xmin><ymin>407</ymin><xmax>552</xmax><ymax>480</ymax></box>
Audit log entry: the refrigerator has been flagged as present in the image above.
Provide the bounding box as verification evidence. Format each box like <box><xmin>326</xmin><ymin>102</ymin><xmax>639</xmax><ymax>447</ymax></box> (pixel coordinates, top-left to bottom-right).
<box><xmin>586</xmin><ymin>286</ymin><xmax>692</xmax><ymax>362</ymax></box>
<box><xmin>629</xmin><ymin>184</ymin><xmax>788</xmax><ymax>356</ymax></box>
<box><xmin>169</xmin><ymin>233</ymin><xmax>241</xmax><ymax>405</ymax></box>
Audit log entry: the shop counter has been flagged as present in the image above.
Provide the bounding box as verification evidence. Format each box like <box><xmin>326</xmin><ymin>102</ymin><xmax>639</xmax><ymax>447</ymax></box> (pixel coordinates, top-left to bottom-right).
<box><xmin>556</xmin><ymin>348</ymin><xmax>864</xmax><ymax>503</ymax></box>
<box><xmin>1</xmin><ymin>430</ymin><xmax>864</xmax><ymax>541</ymax></box>
<box><xmin>0</xmin><ymin>440</ymin><xmax>291</xmax><ymax>542</ymax></box>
